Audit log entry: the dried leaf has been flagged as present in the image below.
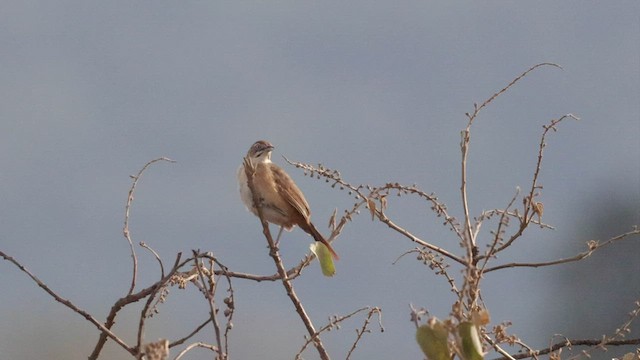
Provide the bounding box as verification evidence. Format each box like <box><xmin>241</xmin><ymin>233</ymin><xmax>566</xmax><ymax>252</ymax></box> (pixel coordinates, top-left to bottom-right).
<box><xmin>367</xmin><ymin>198</ymin><xmax>376</xmax><ymax>221</ymax></box>
<box><xmin>620</xmin><ymin>353</ymin><xmax>637</xmax><ymax>360</ymax></box>
<box><xmin>144</xmin><ymin>339</ymin><xmax>169</xmax><ymax>360</ymax></box>
<box><xmin>328</xmin><ymin>208</ymin><xmax>337</xmax><ymax>230</ymax></box>
<box><xmin>533</xmin><ymin>201</ymin><xmax>544</xmax><ymax>220</ymax></box>
<box><xmin>380</xmin><ymin>195</ymin><xmax>388</xmax><ymax>211</ymax></box>
<box><xmin>471</xmin><ymin>309</ymin><xmax>490</xmax><ymax>326</ymax></box>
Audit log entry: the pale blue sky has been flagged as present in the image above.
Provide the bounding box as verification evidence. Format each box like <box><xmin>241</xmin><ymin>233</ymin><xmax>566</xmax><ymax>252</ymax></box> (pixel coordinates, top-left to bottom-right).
<box><xmin>1</xmin><ymin>2</ymin><xmax>639</xmax><ymax>359</ymax></box>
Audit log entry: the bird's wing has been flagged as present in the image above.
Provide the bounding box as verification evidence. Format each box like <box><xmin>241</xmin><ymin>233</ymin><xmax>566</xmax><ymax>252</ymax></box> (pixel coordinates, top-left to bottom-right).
<box><xmin>272</xmin><ymin>165</ymin><xmax>312</xmax><ymax>218</ymax></box>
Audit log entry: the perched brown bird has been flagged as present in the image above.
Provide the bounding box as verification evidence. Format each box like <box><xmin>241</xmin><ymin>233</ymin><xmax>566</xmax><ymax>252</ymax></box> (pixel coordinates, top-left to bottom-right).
<box><xmin>238</xmin><ymin>140</ymin><xmax>339</xmax><ymax>260</ymax></box>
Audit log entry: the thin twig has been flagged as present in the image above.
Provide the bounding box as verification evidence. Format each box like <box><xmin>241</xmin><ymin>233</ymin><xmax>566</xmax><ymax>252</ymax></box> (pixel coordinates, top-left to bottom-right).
<box><xmin>123</xmin><ymin>157</ymin><xmax>176</xmax><ymax>296</ymax></box>
<box><xmin>209</xmin><ymin>257</ymin><xmax>236</xmax><ymax>357</ymax></box>
<box><xmin>484</xmin><ymin>334</ymin><xmax>517</xmax><ymax>360</ymax></box>
<box><xmin>461</xmin><ymin>63</ymin><xmax>563</xmax><ymax>259</ymax></box>
<box><xmin>484</xmin><ymin>228</ymin><xmax>640</xmax><ymax>273</ymax></box>
<box><xmin>490</xmin><ymin>115</ymin><xmax>579</xmax><ymax>257</ymax></box>
<box><xmin>346</xmin><ymin>307</ymin><xmax>384</xmax><ymax>360</ymax></box>
<box><xmin>174</xmin><ymin>342</ymin><xmax>219</xmax><ymax>360</ymax></box>
<box><xmin>169</xmin><ymin>318</ymin><xmax>213</xmax><ymax>348</ymax></box>
<box><xmin>136</xmin><ymin>276</ymin><xmax>167</xmax><ymax>359</ymax></box>
<box><xmin>512</xmin><ymin>339</ymin><xmax>541</xmax><ymax>360</ymax></box>
<box><xmin>478</xmin><ymin>188</ymin><xmax>521</xmax><ymax>271</ymax></box>
<box><xmin>192</xmin><ymin>251</ymin><xmax>224</xmax><ymax>359</ymax></box>
<box><xmin>140</xmin><ymin>241</ymin><xmax>165</xmax><ymax>279</ymax></box>
<box><xmin>181</xmin><ymin>251</ymin><xmax>309</xmax><ymax>283</ymax></box>
<box><xmin>136</xmin><ymin>253</ymin><xmax>187</xmax><ymax>358</ymax></box>
<box><xmin>460</xmin><ymin>126</ymin><xmax>475</xmax><ymax>259</ymax></box>
<box><xmin>395</xmin><ymin>248</ymin><xmax>460</xmax><ymax>297</ymax></box>
<box><xmin>294</xmin><ymin>307</ymin><xmax>382</xmax><ymax>359</ymax></box>
<box><xmin>377</xmin><ymin>210</ymin><xmax>466</xmax><ymax>265</ymax></box>
<box><xmin>474</xmin><ymin>208</ymin><xmax>555</xmax><ymax>236</ymax></box>
<box><xmin>522</xmin><ymin>114</ymin><xmax>579</xmax><ymax>228</ymax></box>
<box><xmin>468</xmin><ymin>63</ymin><xmax>562</xmax><ymax>124</ymax></box>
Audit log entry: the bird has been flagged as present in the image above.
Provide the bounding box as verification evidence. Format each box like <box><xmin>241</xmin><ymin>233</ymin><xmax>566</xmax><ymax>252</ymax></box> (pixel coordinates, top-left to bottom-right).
<box><xmin>238</xmin><ymin>140</ymin><xmax>339</xmax><ymax>260</ymax></box>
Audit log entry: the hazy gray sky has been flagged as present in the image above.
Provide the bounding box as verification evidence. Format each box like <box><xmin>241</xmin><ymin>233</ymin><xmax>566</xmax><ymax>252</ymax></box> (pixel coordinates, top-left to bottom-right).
<box><xmin>1</xmin><ymin>2</ymin><xmax>638</xmax><ymax>359</ymax></box>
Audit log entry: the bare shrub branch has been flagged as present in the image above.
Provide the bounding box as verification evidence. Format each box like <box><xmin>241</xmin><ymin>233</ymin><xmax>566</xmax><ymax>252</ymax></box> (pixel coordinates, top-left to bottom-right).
<box><xmin>174</xmin><ymin>342</ymin><xmax>219</xmax><ymax>360</ymax></box>
<box><xmin>123</xmin><ymin>157</ymin><xmax>176</xmax><ymax>296</ymax></box>
<box><xmin>345</xmin><ymin>307</ymin><xmax>384</xmax><ymax>359</ymax></box>
<box><xmin>0</xmin><ymin>249</ymin><xmax>136</xmax><ymax>355</ymax></box>
<box><xmin>484</xmin><ymin>227</ymin><xmax>640</xmax><ymax>273</ymax></box>
<box><xmin>2</xmin><ymin>63</ymin><xmax>637</xmax><ymax>360</ymax></box>
<box><xmin>294</xmin><ymin>307</ymin><xmax>383</xmax><ymax>359</ymax></box>
<box><xmin>461</xmin><ymin>63</ymin><xmax>563</xmax><ymax>256</ymax></box>
<box><xmin>140</xmin><ymin>241</ymin><xmax>165</xmax><ymax>279</ymax></box>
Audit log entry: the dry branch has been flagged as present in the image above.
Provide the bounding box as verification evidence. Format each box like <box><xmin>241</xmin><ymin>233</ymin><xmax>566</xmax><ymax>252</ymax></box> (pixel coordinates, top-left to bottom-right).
<box><xmin>0</xmin><ymin>249</ymin><xmax>136</xmax><ymax>356</ymax></box>
<box><xmin>493</xmin><ymin>338</ymin><xmax>640</xmax><ymax>360</ymax></box>
<box><xmin>484</xmin><ymin>228</ymin><xmax>640</xmax><ymax>273</ymax></box>
<box><xmin>123</xmin><ymin>157</ymin><xmax>176</xmax><ymax>296</ymax></box>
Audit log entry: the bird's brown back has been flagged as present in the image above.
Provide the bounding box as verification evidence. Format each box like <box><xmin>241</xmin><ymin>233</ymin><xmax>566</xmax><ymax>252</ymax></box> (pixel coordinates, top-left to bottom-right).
<box><xmin>252</xmin><ymin>162</ymin><xmax>311</xmax><ymax>229</ymax></box>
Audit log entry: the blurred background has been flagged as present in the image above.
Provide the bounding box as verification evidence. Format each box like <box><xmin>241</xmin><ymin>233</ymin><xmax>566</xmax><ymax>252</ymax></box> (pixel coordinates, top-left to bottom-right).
<box><xmin>1</xmin><ymin>1</ymin><xmax>638</xmax><ymax>359</ymax></box>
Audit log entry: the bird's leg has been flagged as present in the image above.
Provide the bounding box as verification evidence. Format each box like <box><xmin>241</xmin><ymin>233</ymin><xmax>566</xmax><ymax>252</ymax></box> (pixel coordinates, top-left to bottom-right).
<box><xmin>275</xmin><ymin>226</ymin><xmax>285</xmax><ymax>247</ymax></box>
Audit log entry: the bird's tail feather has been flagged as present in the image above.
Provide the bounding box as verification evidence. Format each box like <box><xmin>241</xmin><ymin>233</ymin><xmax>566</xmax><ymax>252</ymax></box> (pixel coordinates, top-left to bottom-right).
<box><xmin>308</xmin><ymin>223</ymin><xmax>339</xmax><ymax>260</ymax></box>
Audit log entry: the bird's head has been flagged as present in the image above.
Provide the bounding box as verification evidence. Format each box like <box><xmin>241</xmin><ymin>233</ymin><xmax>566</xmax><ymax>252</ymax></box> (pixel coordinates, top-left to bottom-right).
<box><xmin>247</xmin><ymin>140</ymin><xmax>274</xmax><ymax>163</ymax></box>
